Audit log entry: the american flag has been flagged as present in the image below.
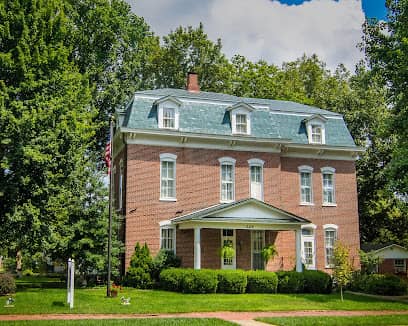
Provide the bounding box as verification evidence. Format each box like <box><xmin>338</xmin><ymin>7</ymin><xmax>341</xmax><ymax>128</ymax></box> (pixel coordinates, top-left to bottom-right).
<box><xmin>105</xmin><ymin>140</ymin><xmax>111</xmax><ymax>174</ymax></box>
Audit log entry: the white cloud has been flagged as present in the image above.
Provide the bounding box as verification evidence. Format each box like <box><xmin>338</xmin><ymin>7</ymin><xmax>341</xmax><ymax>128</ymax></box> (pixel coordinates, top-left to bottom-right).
<box><xmin>128</xmin><ymin>0</ymin><xmax>365</xmax><ymax>71</ymax></box>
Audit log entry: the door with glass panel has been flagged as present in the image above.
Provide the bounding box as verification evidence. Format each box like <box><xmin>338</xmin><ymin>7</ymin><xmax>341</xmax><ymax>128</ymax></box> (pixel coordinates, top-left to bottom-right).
<box><xmin>301</xmin><ymin>228</ymin><xmax>316</xmax><ymax>270</ymax></box>
<box><xmin>250</xmin><ymin>165</ymin><xmax>263</xmax><ymax>200</ymax></box>
<box><xmin>221</xmin><ymin>229</ymin><xmax>236</xmax><ymax>269</ymax></box>
<box><xmin>251</xmin><ymin>230</ymin><xmax>265</xmax><ymax>270</ymax></box>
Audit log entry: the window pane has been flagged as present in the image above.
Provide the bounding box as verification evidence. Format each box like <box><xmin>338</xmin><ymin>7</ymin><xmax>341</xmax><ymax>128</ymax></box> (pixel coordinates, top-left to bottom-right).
<box><xmin>163</xmin><ymin>108</ymin><xmax>175</xmax><ymax>128</ymax></box>
<box><xmin>236</xmin><ymin>114</ymin><xmax>247</xmax><ymax>133</ymax></box>
<box><xmin>311</xmin><ymin>125</ymin><xmax>322</xmax><ymax>143</ymax></box>
<box><xmin>161</xmin><ymin>161</ymin><xmax>175</xmax><ymax>198</ymax></box>
<box><xmin>325</xmin><ymin>229</ymin><xmax>336</xmax><ymax>266</ymax></box>
<box><xmin>221</xmin><ymin>164</ymin><xmax>234</xmax><ymax>201</ymax></box>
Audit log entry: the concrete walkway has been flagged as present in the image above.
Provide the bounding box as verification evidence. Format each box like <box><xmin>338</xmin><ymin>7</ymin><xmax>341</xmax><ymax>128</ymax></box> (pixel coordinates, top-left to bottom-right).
<box><xmin>1</xmin><ymin>310</ymin><xmax>408</xmax><ymax>324</ymax></box>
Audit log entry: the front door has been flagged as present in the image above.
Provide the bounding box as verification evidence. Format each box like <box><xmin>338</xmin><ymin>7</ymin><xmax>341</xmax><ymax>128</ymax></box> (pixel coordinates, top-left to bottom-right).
<box><xmin>251</xmin><ymin>230</ymin><xmax>265</xmax><ymax>270</ymax></box>
<box><xmin>301</xmin><ymin>228</ymin><xmax>316</xmax><ymax>269</ymax></box>
<box><xmin>221</xmin><ymin>229</ymin><xmax>236</xmax><ymax>269</ymax></box>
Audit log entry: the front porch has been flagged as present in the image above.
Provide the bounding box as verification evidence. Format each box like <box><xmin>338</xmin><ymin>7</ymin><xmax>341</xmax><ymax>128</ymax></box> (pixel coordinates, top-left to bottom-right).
<box><xmin>164</xmin><ymin>198</ymin><xmax>310</xmax><ymax>272</ymax></box>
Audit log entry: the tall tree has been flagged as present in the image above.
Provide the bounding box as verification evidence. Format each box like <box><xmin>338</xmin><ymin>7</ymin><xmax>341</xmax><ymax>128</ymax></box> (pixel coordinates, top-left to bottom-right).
<box><xmin>362</xmin><ymin>0</ymin><xmax>408</xmax><ymax>195</ymax></box>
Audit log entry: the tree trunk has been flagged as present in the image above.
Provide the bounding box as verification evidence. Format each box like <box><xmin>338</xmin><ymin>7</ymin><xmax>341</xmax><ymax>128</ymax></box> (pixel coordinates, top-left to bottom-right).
<box><xmin>340</xmin><ymin>285</ymin><xmax>343</xmax><ymax>301</ymax></box>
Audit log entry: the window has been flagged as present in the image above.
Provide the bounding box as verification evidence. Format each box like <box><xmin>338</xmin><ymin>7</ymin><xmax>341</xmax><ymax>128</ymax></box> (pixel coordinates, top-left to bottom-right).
<box><xmin>163</xmin><ymin>108</ymin><xmax>175</xmax><ymax>128</ymax></box>
<box><xmin>301</xmin><ymin>224</ymin><xmax>316</xmax><ymax>270</ymax></box>
<box><xmin>160</xmin><ymin>227</ymin><xmax>175</xmax><ymax>252</ymax></box>
<box><xmin>118</xmin><ymin>160</ymin><xmax>124</xmax><ymax>210</ymax></box>
<box><xmin>236</xmin><ymin>114</ymin><xmax>248</xmax><ymax>134</ymax></box>
<box><xmin>160</xmin><ymin>153</ymin><xmax>177</xmax><ymax>200</ymax></box>
<box><xmin>156</xmin><ymin>96</ymin><xmax>181</xmax><ymax>130</ymax></box>
<box><xmin>221</xmin><ymin>229</ymin><xmax>236</xmax><ymax>269</ymax></box>
<box><xmin>248</xmin><ymin>158</ymin><xmax>264</xmax><ymax>200</ymax></box>
<box><xmin>251</xmin><ymin>230</ymin><xmax>265</xmax><ymax>270</ymax></box>
<box><xmin>298</xmin><ymin>165</ymin><xmax>313</xmax><ymax>205</ymax></box>
<box><xmin>229</xmin><ymin>103</ymin><xmax>254</xmax><ymax>135</ymax></box>
<box><xmin>304</xmin><ymin>115</ymin><xmax>327</xmax><ymax>145</ymax></box>
<box><xmin>395</xmin><ymin>259</ymin><xmax>406</xmax><ymax>273</ymax></box>
<box><xmin>321</xmin><ymin>167</ymin><xmax>336</xmax><ymax>205</ymax></box>
<box><xmin>324</xmin><ymin>224</ymin><xmax>338</xmax><ymax>268</ymax></box>
<box><xmin>219</xmin><ymin>157</ymin><xmax>236</xmax><ymax>202</ymax></box>
<box><xmin>311</xmin><ymin>125</ymin><xmax>322</xmax><ymax>144</ymax></box>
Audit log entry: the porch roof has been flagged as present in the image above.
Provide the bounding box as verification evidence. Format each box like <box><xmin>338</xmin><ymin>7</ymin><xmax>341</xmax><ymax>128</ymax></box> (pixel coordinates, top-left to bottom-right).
<box><xmin>169</xmin><ymin>198</ymin><xmax>310</xmax><ymax>230</ymax></box>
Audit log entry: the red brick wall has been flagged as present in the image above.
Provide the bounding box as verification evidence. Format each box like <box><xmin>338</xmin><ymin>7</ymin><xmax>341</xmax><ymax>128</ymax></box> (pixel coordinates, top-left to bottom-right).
<box><xmin>123</xmin><ymin>144</ymin><xmax>360</xmax><ymax>272</ymax></box>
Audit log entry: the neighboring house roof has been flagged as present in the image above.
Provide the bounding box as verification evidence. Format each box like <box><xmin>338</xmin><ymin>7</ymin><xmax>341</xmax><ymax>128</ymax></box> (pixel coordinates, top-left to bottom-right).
<box><xmin>169</xmin><ymin>198</ymin><xmax>311</xmax><ymax>227</ymax></box>
<box><xmin>361</xmin><ymin>243</ymin><xmax>408</xmax><ymax>260</ymax></box>
<box><xmin>118</xmin><ymin>88</ymin><xmax>357</xmax><ymax>148</ymax></box>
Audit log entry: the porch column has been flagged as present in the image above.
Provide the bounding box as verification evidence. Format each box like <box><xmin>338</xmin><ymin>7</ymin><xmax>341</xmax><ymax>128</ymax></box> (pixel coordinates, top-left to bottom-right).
<box><xmin>295</xmin><ymin>228</ymin><xmax>303</xmax><ymax>272</ymax></box>
<box><xmin>194</xmin><ymin>227</ymin><xmax>201</xmax><ymax>269</ymax></box>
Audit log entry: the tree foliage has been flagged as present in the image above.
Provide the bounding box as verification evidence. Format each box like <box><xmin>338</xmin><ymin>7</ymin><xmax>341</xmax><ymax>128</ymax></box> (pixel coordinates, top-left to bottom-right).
<box><xmin>333</xmin><ymin>242</ymin><xmax>353</xmax><ymax>301</ymax></box>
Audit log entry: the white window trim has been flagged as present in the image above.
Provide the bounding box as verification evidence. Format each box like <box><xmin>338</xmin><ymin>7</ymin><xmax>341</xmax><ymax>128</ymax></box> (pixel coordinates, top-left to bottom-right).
<box><xmin>321</xmin><ymin>167</ymin><xmax>336</xmax><ymax>206</ymax></box>
<box><xmin>323</xmin><ymin>224</ymin><xmax>338</xmax><ymax>268</ymax></box>
<box><xmin>231</xmin><ymin>108</ymin><xmax>251</xmax><ymax>135</ymax></box>
<box><xmin>298</xmin><ymin>165</ymin><xmax>314</xmax><ymax>205</ymax></box>
<box><xmin>157</xmin><ymin>100</ymin><xmax>180</xmax><ymax>130</ymax></box>
<box><xmin>304</xmin><ymin>116</ymin><xmax>326</xmax><ymax>145</ymax></box>
<box><xmin>160</xmin><ymin>226</ymin><xmax>176</xmax><ymax>253</ymax></box>
<box><xmin>248</xmin><ymin>159</ymin><xmax>264</xmax><ymax>201</ymax></box>
<box><xmin>301</xmin><ymin>224</ymin><xmax>316</xmax><ymax>270</ymax></box>
<box><xmin>218</xmin><ymin>157</ymin><xmax>236</xmax><ymax>203</ymax></box>
<box><xmin>160</xmin><ymin>153</ymin><xmax>177</xmax><ymax>201</ymax></box>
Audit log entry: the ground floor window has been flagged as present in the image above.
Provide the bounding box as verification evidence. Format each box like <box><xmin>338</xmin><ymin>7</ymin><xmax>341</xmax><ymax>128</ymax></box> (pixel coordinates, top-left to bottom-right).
<box><xmin>395</xmin><ymin>259</ymin><xmax>406</xmax><ymax>273</ymax></box>
<box><xmin>221</xmin><ymin>229</ymin><xmax>236</xmax><ymax>269</ymax></box>
<box><xmin>251</xmin><ymin>230</ymin><xmax>265</xmax><ymax>270</ymax></box>
<box><xmin>160</xmin><ymin>227</ymin><xmax>175</xmax><ymax>252</ymax></box>
<box><xmin>324</xmin><ymin>225</ymin><xmax>337</xmax><ymax>268</ymax></box>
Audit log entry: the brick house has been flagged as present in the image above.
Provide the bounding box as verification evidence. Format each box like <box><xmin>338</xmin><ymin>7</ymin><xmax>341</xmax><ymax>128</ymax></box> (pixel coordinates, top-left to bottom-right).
<box><xmin>361</xmin><ymin>243</ymin><xmax>408</xmax><ymax>277</ymax></box>
<box><xmin>112</xmin><ymin>73</ymin><xmax>362</xmax><ymax>274</ymax></box>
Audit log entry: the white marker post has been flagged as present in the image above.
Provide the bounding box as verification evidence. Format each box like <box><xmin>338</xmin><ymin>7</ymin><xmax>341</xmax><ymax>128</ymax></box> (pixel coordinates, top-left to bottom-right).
<box><xmin>67</xmin><ymin>258</ymin><xmax>75</xmax><ymax>309</ymax></box>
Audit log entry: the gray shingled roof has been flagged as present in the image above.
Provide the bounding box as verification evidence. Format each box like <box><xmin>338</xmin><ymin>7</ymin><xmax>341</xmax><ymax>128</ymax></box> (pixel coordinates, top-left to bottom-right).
<box><xmin>118</xmin><ymin>88</ymin><xmax>357</xmax><ymax>147</ymax></box>
<box><xmin>170</xmin><ymin>198</ymin><xmax>310</xmax><ymax>225</ymax></box>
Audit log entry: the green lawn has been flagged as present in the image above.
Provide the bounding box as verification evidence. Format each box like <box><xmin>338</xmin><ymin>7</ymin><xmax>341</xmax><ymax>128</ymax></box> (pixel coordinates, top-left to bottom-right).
<box><xmin>0</xmin><ymin>319</ymin><xmax>234</xmax><ymax>326</ymax></box>
<box><xmin>257</xmin><ymin>315</ymin><xmax>408</xmax><ymax>325</ymax></box>
<box><xmin>0</xmin><ymin>288</ymin><xmax>407</xmax><ymax>314</ymax></box>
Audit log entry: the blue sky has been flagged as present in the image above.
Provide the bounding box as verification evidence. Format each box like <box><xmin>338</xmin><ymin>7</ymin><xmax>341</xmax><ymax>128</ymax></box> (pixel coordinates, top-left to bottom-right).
<box><xmin>276</xmin><ymin>0</ymin><xmax>387</xmax><ymax>20</ymax></box>
<box><xmin>129</xmin><ymin>0</ymin><xmax>387</xmax><ymax>71</ymax></box>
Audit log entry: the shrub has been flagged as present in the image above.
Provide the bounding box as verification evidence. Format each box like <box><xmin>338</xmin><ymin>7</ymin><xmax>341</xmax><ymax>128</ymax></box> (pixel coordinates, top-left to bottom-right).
<box><xmin>246</xmin><ymin>271</ymin><xmax>278</xmax><ymax>293</ymax></box>
<box><xmin>124</xmin><ymin>242</ymin><xmax>154</xmax><ymax>289</ymax></box>
<box><xmin>181</xmin><ymin>269</ymin><xmax>218</xmax><ymax>294</ymax></box>
<box><xmin>159</xmin><ymin>268</ymin><xmax>189</xmax><ymax>292</ymax></box>
<box><xmin>348</xmin><ymin>270</ymin><xmax>368</xmax><ymax>292</ymax></box>
<box><xmin>152</xmin><ymin>250</ymin><xmax>181</xmax><ymax>282</ymax></box>
<box><xmin>0</xmin><ymin>274</ymin><xmax>16</xmax><ymax>295</ymax></box>
<box><xmin>22</xmin><ymin>269</ymin><xmax>34</xmax><ymax>276</ymax></box>
<box><xmin>364</xmin><ymin>274</ymin><xmax>407</xmax><ymax>296</ymax></box>
<box><xmin>217</xmin><ymin>270</ymin><xmax>247</xmax><ymax>294</ymax></box>
<box><xmin>303</xmin><ymin>270</ymin><xmax>332</xmax><ymax>294</ymax></box>
<box><xmin>277</xmin><ymin>271</ymin><xmax>304</xmax><ymax>293</ymax></box>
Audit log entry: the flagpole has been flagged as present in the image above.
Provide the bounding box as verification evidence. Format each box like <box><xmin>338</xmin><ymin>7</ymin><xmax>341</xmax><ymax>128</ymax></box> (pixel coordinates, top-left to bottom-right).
<box><xmin>107</xmin><ymin>116</ymin><xmax>114</xmax><ymax>297</ymax></box>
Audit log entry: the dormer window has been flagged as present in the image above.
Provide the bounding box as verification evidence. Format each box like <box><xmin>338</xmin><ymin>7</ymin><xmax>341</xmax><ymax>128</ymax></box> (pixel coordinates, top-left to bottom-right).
<box><xmin>163</xmin><ymin>108</ymin><xmax>175</xmax><ymax>128</ymax></box>
<box><xmin>311</xmin><ymin>125</ymin><xmax>322</xmax><ymax>144</ymax></box>
<box><xmin>228</xmin><ymin>102</ymin><xmax>255</xmax><ymax>135</ymax></box>
<box><xmin>304</xmin><ymin>114</ymin><xmax>327</xmax><ymax>145</ymax></box>
<box><xmin>155</xmin><ymin>96</ymin><xmax>181</xmax><ymax>130</ymax></box>
<box><xmin>236</xmin><ymin>114</ymin><xmax>248</xmax><ymax>134</ymax></box>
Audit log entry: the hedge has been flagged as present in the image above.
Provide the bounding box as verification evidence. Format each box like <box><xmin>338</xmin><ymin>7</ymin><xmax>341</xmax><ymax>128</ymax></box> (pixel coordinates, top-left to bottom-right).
<box><xmin>181</xmin><ymin>269</ymin><xmax>218</xmax><ymax>294</ymax></box>
<box><xmin>217</xmin><ymin>270</ymin><xmax>247</xmax><ymax>294</ymax></box>
<box><xmin>246</xmin><ymin>271</ymin><xmax>278</xmax><ymax>293</ymax></box>
<box><xmin>364</xmin><ymin>274</ymin><xmax>407</xmax><ymax>296</ymax></box>
<box><xmin>159</xmin><ymin>268</ymin><xmax>331</xmax><ymax>294</ymax></box>
<box><xmin>0</xmin><ymin>274</ymin><xmax>16</xmax><ymax>295</ymax></box>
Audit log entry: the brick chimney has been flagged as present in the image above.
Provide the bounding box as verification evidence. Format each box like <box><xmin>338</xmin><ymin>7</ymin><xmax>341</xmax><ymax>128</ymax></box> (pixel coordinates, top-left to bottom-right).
<box><xmin>186</xmin><ymin>72</ymin><xmax>200</xmax><ymax>92</ymax></box>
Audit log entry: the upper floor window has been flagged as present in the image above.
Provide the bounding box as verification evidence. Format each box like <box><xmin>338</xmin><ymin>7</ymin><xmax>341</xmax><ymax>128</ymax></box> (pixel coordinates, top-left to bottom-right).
<box><xmin>321</xmin><ymin>167</ymin><xmax>336</xmax><ymax>205</ymax></box>
<box><xmin>155</xmin><ymin>96</ymin><xmax>181</xmax><ymax>130</ymax></box>
<box><xmin>324</xmin><ymin>224</ymin><xmax>338</xmax><ymax>268</ymax></box>
<box><xmin>160</xmin><ymin>153</ymin><xmax>177</xmax><ymax>201</ymax></box>
<box><xmin>219</xmin><ymin>157</ymin><xmax>236</xmax><ymax>203</ymax></box>
<box><xmin>163</xmin><ymin>108</ymin><xmax>175</xmax><ymax>128</ymax></box>
<box><xmin>304</xmin><ymin>114</ymin><xmax>327</xmax><ymax>145</ymax></box>
<box><xmin>248</xmin><ymin>158</ymin><xmax>264</xmax><ymax>200</ymax></box>
<box><xmin>298</xmin><ymin>165</ymin><xmax>313</xmax><ymax>205</ymax></box>
<box><xmin>229</xmin><ymin>102</ymin><xmax>254</xmax><ymax>135</ymax></box>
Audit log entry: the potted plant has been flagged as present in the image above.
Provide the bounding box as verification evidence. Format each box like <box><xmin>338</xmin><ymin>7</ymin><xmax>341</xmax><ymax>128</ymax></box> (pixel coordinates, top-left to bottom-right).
<box><xmin>261</xmin><ymin>244</ymin><xmax>278</xmax><ymax>265</ymax></box>
<box><xmin>220</xmin><ymin>243</ymin><xmax>235</xmax><ymax>260</ymax></box>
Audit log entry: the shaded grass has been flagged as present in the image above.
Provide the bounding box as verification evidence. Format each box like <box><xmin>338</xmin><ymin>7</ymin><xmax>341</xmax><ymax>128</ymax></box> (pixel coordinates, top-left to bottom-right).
<box><xmin>0</xmin><ymin>319</ymin><xmax>235</xmax><ymax>326</ymax></box>
<box><xmin>257</xmin><ymin>315</ymin><xmax>408</xmax><ymax>325</ymax></box>
<box><xmin>0</xmin><ymin>288</ymin><xmax>407</xmax><ymax>315</ymax></box>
